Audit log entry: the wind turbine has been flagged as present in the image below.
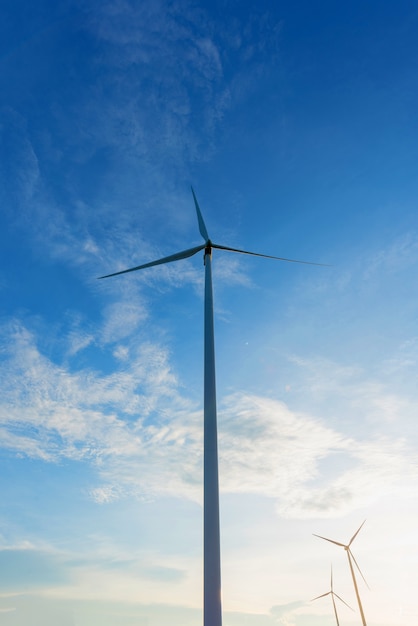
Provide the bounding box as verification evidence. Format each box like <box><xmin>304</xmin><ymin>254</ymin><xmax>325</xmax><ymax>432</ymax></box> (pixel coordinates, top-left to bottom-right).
<box><xmin>311</xmin><ymin>565</ymin><xmax>353</xmax><ymax>626</ymax></box>
<box><xmin>314</xmin><ymin>521</ymin><xmax>369</xmax><ymax>626</ymax></box>
<box><xmin>99</xmin><ymin>188</ymin><xmax>326</xmax><ymax>626</ymax></box>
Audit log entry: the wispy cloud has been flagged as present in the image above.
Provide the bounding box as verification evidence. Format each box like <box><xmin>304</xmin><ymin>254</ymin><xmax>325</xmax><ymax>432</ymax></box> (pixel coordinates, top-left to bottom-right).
<box><xmin>0</xmin><ymin>107</ymin><xmax>40</xmax><ymax>214</ymax></box>
<box><xmin>0</xmin><ymin>321</ymin><xmax>414</xmax><ymax>518</ymax></box>
<box><xmin>270</xmin><ymin>602</ymin><xmax>306</xmax><ymax>626</ymax></box>
<box><xmin>219</xmin><ymin>392</ymin><xmax>415</xmax><ymax>518</ymax></box>
<box><xmin>57</xmin><ymin>0</ymin><xmax>228</xmax><ymax>189</ymax></box>
<box><xmin>362</xmin><ymin>232</ymin><xmax>418</xmax><ymax>280</ymax></box>
<box><xmin>289</xmin><ymin>354</ymin><xmax>417</xmax><ymax>435</ymax></box>
<box><xmin>0</xmin><ymin>1</ymin><xmax>284</xmax><ymax>308</ymax></box>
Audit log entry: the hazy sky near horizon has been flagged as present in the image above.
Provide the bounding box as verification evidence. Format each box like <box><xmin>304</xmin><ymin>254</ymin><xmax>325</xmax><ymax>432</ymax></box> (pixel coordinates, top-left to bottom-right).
<box><xmin>1</xmin><ymin>1</ymin><xmax>418</xmax><ymax>625</ymax></box>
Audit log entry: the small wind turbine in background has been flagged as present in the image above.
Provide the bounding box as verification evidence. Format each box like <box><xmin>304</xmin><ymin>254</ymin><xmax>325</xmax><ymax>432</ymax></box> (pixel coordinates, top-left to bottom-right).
<box><xmin>314</xmin><ymin>521</ymin><xmax>369</xmax><ymax>626</ymax></box>
<box><xmin>311</xmin><ymin>565</ymin><xmax>353</xmax><ymax>626</ymax></box>
<box><xmin>99</xmin><ymin>188</ymin><xmax>327</xmax><ymax>626</ymax></box>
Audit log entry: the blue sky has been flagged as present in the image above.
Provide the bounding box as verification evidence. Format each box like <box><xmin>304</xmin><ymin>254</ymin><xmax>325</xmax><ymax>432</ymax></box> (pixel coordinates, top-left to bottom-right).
<box><xmin>1</xmin><ymin>1</ymin><xmax>418</xmax><ymax>624</ymax></box>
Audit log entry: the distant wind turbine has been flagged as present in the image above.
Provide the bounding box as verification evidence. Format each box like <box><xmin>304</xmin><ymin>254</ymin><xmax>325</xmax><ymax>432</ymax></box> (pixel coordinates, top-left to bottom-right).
<box><xmin>314</xmin><ymin>521</ymin><xmax>369</xmax><ymax>626</ymax></box>
<box><xmin>99</xmin><ymin>188</ymin><xmax>326</xmax><ymax>626</ymax></box>
<box><xmin>311</xmin><ymin>565</ymin><xmax>353</xmax><ymax>626</ymax></box>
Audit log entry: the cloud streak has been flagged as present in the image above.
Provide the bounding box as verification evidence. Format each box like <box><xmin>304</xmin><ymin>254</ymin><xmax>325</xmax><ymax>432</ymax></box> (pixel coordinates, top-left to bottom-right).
<box><xmin>0</xmin><ymin>320</ymin><xmax>414</xmax><ymax>518</ymax></box>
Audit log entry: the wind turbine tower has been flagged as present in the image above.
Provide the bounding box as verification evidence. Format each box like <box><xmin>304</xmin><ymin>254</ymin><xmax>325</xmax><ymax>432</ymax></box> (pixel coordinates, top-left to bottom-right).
<box><xmin>314</xmin><ymin>521</ymin><xmax>369</xmax><ymax>626</ymax></box>
<box><xmin>100</xmin><ymin>188</ymin><xmax>325</xmax><ymax>626</ymax></box>
<box><xmin>311</xmin><ymin>565</ymin><xmax>353</xmax><ymax>626</ymax></box>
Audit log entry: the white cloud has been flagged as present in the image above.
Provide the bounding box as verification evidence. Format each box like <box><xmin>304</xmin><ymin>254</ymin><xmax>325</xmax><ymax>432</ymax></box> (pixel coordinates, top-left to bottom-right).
<box><xmin>0</xmin><ymin>321</ymin><xmax>415</xmax><ymax>519</ymax></box>
<box><xmin>89</xmin><ymin>485</ymin><xmax>122</xmax><ymax>504</ymax></box>
<box><xmin>100</xmin><ymin>300</ymin><xmax>148</xmax><ymax>344</ymax></box>
<box><xmin>289</xmin><ymin>355</ymin><xmax>417</xmax><ymax>432</ymax></box>
<box><xmin>66</xmin><ymin>330</ymin><xmax>94</xmax><ymax>357</ymax></box>
<box><xmin>219</xmin><ymin>392</ymin><xmax>416</xmax><ymax>518</ymax></box>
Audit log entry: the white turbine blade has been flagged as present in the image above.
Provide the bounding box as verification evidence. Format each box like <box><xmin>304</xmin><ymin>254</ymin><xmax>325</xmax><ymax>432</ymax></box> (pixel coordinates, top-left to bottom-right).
<box><xmin>98</xmin><ymin>244</ymin><xmax>206</xmax><ymax>279</ymax></box>
<box><xmin>348</xmin><ymin>520</ymin><xmax>366</xmax><ymax>547</ymax></box>
<box><xmin>349</xmin><ymin>549</ymin><xmax>370</xmax><ymax>589</ymax></box>
<box><xmin>330</xmin><ymin>564</ymin><xmax>334</xmax><ymax>590</ymax></box>
<box><xmin>311</xmin><ymin>591</ymin><xmax>331</xmax><ymax>601</ymax></box>
<box><xmin>313</xmin><ymin>533</ymin><xmax>346</xmax><ymax>548</ymax></box>
<box><xmin>212</xmin><ymin>243</ymin><xmax>330</xmax><ymax>266</ymax></box>
<box><xmin>334</xmin><ymin>592</ymin><xmax>354</xmax><ymax>611</ymax></box>
<box><xmin>191</xmin><ymin>186</ymin><xmax>210</xmax><ymax>242</ymax></box>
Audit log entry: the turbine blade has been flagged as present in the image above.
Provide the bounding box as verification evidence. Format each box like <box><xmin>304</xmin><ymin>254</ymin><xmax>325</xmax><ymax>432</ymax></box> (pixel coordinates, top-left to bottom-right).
<box><xmin>348</xmin><ymin>520</ymin><xmax>366</xmax><ymax>547</ymax></box>
<box><xmin>191</xmin><ymin>187</ymin><xmax>209</xmax><ymax>242</ymax></box>
<box><xmin>349</xmin><ymin>549</ymin><xmax>370</xmax><ymax>589</ymax></box>
<box><xmin>212</xmin><ymin>243</ymin><xmax>330</xmax><ymax>266</ymax></box>
<box><xmin>311</xmin><ymin>591</ymin><xmax>331</xmax><ymax>601</ymax></box>
<box><xmin>98</xmin><ymin>244</ymin><xmax>206</xmax><ymax>279</ymax></box>
<box><xmin>334</xmin><ymin>593</ymin><xmax>354</xmax><ymax>611</ymax></box>
<box><xmin>330</xmin><ymin>565</ymin><xmax>334</xmax><ymax>591</ymax></box>
<box><xmin>313</xmin><ymin>533</ymin><xmax>346</xmax><ymax>548</ymax></box>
